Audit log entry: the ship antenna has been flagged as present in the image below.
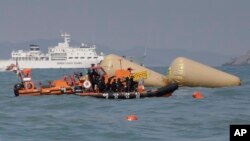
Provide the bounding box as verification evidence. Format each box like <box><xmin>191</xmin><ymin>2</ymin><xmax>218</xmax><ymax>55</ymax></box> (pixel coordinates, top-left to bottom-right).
<box><xmin>143</xmin><ymin>47</ymin><xmax>147</xmax><ymax>57</ymax></box>
<box><xmin>61</xmin><ymin>32</ymin><xmax>70</xmax><ymax>47</ymax></box>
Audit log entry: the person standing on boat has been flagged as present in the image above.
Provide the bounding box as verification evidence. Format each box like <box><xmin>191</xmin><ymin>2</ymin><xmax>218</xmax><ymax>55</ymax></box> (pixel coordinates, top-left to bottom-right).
<box><xmin>125</xmin><ymin>77</ymin><xmax>130</xmax><ymax>92</ymax></box>
<box><xmin>88</xmin><ymin>64</ymin><xmax>98</xmax><ymax>78</ymax></box>
<box><xmin>88</xmin><ymin>64</ymin><xmax>98</xmax><ymax>91</ymax></box>
<box><xmin>129</xmin><ymin>76</ymin><xmax>135</xmax><ymax>92</ymax></box>
<box><xmin>96</xmin><ymin>63</ymin><xmax>106</xmax><ymax>79</ymax></box>
<box><xmin>126</xmin><ymin>68</ymin><xmax>136</xmax><ymax>92</ymax></box>
<box><xmin>127</xmin><ymin>67</ymin><xmax>133</xmax><ymax>77</ymax></box>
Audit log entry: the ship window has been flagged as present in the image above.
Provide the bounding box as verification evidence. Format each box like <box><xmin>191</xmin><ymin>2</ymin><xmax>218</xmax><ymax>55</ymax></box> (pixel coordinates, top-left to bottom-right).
<box><xmin>87</xmin><ymin>57</ymin><xmax>92</xmax><ymax>59</ymax></box>
<box><xmin>80</xmin><ymin>57</ymin><xmax>84</xmax><ymax>59</ymax></box>
<box><xmin>94</xmin><ymin>57</ymin><xmax>98</xmax><ymax>59</ymax></box>
<box><xmin>69</xmin><ymin>57</ymin><xmax>73</xmax><ymax>59</ymax></box>
<box><xmin>75</xmin><ymin>57</ymin><xmax>78</xmax><ymax>59</ymax></box>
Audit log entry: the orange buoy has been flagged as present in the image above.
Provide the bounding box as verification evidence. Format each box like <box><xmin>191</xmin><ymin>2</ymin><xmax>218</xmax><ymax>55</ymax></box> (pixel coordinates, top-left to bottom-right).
<box><xmin>192</xmin><ymin>91</ymin><xmax>203</xmax><ymax>99</ymax></box>
<box><xmin>125</xmin><ymin>115</ymin><xmax>138</xmax><ymax>121</ymax></box>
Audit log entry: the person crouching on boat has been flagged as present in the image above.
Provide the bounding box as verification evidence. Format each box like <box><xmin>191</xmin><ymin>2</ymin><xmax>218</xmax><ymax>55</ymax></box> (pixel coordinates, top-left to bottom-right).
<box><xmin>105</xmin><ymin>76</ymin><xmax>115</xmax><ymax>92</ymax></box>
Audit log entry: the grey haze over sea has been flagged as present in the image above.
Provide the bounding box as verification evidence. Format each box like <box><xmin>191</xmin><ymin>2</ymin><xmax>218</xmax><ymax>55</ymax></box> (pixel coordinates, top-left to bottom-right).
<box><xmin>0</xmin><ymin>66</ymin><xmax>249</xmax><ymax>141</ymax></box>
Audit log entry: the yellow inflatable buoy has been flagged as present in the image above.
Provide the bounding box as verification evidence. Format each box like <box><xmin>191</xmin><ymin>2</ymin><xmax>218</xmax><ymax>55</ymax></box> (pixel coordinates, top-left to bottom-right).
<box><xmin>101</xmin><ymin>54</ymin><xmax>168</xmax><ymax>87</ymax></box>
<box><xmin>101</xmin><ymin>54</ymin><xmax>241</xmax><ymax>88</ymax></box>
<box><xmin>167</xmin><ymin>57</ymin><xmax>241</xmax><ymax>88</ymax></box>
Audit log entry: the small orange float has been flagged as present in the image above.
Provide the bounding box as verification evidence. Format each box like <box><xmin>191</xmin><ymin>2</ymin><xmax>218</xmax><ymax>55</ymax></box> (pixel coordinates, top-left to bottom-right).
<box><xmin>125</xmin><ymin>115</ymin><xmax>138</xmax><ymax>121</ymax></box>
<box><xmin>192</xmin><ymin>91</ymin><xmax>203</xmax><ymax>99</ymax></box>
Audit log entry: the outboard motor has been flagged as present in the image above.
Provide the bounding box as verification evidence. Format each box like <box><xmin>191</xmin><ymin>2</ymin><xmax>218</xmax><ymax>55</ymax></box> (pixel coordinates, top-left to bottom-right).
<box><xmin>13</xmin><ymin>83</ymin><xmax>24</xmax><ymax>96</ymax></box>
<box><xmin>74</xmin><ymin>86</ymin><xmax>83</xmax><ymax>93</ymax></box>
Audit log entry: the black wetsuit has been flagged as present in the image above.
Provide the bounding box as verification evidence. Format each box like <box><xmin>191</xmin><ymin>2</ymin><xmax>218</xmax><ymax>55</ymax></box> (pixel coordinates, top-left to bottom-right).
<box><xmin>111</xmin><ymin>80</ymin><xmax>117</xmax><ymax>92</ymax></box>
<box><xmin>98</xmin><ymin>77</ymin><xmax>106</xmax><ymax>93</ymax></box>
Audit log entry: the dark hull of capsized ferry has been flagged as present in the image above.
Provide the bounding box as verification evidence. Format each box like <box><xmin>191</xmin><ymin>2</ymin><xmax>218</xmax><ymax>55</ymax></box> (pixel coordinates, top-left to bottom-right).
<box><xmin>75</xmin><ymin>84</ymin><xmax>178</xmax><ymax>99</ymax></box>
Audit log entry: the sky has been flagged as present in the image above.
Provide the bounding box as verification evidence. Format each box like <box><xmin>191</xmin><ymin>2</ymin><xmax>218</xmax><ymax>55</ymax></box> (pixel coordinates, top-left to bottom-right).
<box><xmin>0</xmin><ymin>0</ymin><xmax>250</xmax><ymax>62</ymax></box>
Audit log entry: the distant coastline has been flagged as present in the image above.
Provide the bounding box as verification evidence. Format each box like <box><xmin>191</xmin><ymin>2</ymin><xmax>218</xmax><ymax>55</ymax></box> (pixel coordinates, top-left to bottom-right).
<box><xmin>223</xmin><ymin>51</ymin><xmax>250</xmax><ymax>66</ymax></box>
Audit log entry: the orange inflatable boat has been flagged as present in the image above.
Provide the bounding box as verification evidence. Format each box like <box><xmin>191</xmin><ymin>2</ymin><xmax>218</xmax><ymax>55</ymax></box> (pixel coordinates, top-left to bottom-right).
<box><xmin>13</xmin><ymin>68</ymin><xmax>178</xmax><ymax>98</ymax></box>
<box><xmin>14</xmin><ymin>79</ymin><xmax>74</xmax><ymax>96</ymax></box>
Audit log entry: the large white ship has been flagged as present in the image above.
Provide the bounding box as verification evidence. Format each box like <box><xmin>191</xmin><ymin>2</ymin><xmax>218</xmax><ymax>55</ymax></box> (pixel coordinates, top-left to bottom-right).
<box><xmin>0</xmin><ymin>33</ymin><xmax>104</xmax><ymax>70</ymax></box>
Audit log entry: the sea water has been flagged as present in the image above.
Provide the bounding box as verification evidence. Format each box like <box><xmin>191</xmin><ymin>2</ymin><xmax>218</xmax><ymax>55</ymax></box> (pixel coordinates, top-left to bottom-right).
<box><xmin>0</xmin><ymin>66</ymin><xmax>249</xmax><ymax>141</ymax></box>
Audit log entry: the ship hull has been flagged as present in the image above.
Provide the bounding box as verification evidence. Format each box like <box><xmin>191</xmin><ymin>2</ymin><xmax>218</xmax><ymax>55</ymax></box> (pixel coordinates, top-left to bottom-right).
<box><xmin>0</xmin><ymin>59</ymin><xmax>103</xmax><ymax>70</ymax></box>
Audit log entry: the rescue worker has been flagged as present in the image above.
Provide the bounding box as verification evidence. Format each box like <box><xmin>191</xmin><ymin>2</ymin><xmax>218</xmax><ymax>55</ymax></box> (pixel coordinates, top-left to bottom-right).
<box><xmin>116</xmin><ymin>78</ymin><xmax>124</xmax><ymax>92</ymax></box>
<box><xmin>106</xmin><ymin>76</ymin><xmax>114</xmax><ymax>92</ymax></box>
<box><xmin>111</xmin><ymin>79</ymin><xmax>117</xmax><ymax>92</ymax></box>
<box><xmin>137</xmin><ymin>78</ymin><xmax>145</xmax><ymax>93</ymax></box>
<box><xmin>96</xmin><ymin>63</ymin><xmax>106</xmax><ymax>79</ymax></box>
<box><xmin>98</xmin><ymin>76</ymin><xmax>106</xmax><ymax>93</ymax></box>
<box><xmin>87</xmin><ymin>64</ymin><xmax>99</xmax><ymax>91</ymax></box>
<box><xmin>87</xmin><ymin>64</ymin><xmax>94</xmax><ymax>86</ymax></box>
<box><xmin>21</xmin><ymin>68</ymin><xmax>31</xmax><ymax>78</ymax></box>
<box><xmin>88</xmin><ymin>64</ymin><xmax>99</xmax><ymax>80</ymax></box>
<box><xmin>129</xmin><ymin>76</ymin><xmax>135</xmax><ymax>92</ymax></box>
<box><xmin>87</xmin><ymin>64</ymin><xmax>95</xmax><ymax>75</ymax></box>
<box><xmin>125</xmin><ymin>77</ymin><xmax>130</xmax><ymax>92</ymax></box>
<box><xmin>91</xmin><ymin>75</ymin><xmax>99</xmax><ymax>91</ymax></box>
<box><xmin>127</xmin><ymin>67</ymin><xmax>133</xmax><ymax>76</ymax></box>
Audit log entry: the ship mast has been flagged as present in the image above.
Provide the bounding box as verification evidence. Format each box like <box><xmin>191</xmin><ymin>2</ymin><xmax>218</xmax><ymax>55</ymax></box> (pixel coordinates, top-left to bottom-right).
<box><xmin>61</xmin><ymin>32</ymin><xmax>71</xmax><ymax>47</ymax></box>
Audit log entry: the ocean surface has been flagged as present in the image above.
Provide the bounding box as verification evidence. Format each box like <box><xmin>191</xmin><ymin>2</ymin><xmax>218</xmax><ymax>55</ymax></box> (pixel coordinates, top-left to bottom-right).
<box><xmin>0</xmin><ymin>66</ymin><xmax>249</xmax><ymax>141</ymax></box>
